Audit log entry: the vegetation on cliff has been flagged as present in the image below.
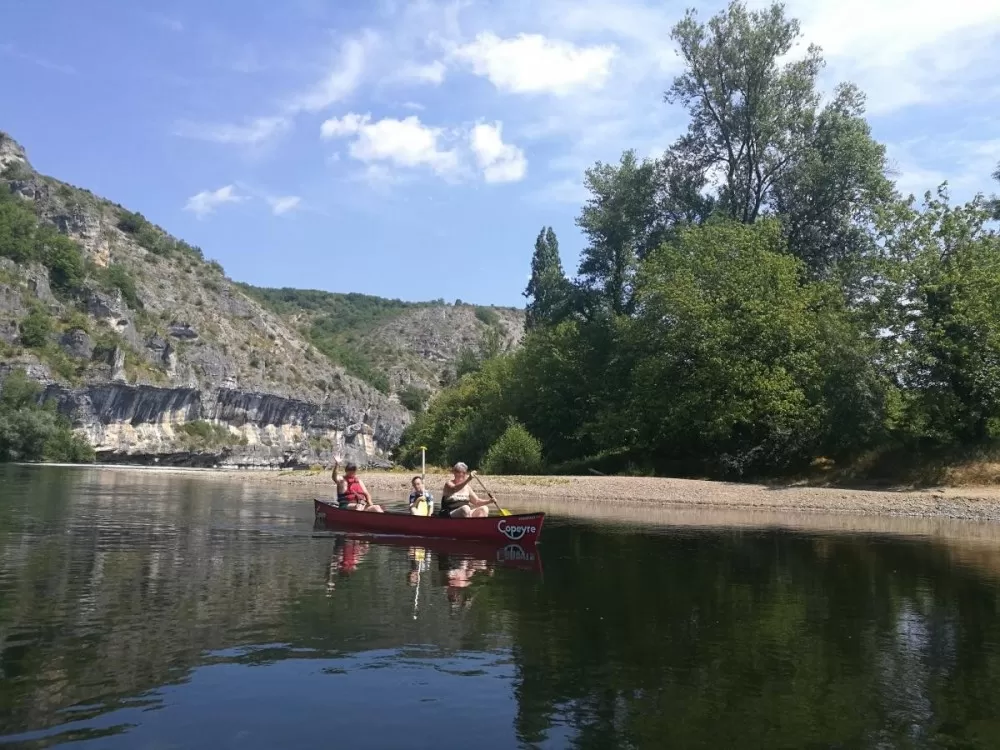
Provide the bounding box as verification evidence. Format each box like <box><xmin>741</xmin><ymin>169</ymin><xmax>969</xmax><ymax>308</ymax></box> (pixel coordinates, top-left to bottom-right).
<box><xmin>243</xmin><ymin>285</ymin><xmax>523</xmax><ymax>396</ymax></box>
<box><xmin>0</xmin><ymin>368</ymin><xmax>94</xmax><ymax>462</ymax></box>
<box><xmin>399</xmin><ymin>0</ymin><xmax>1000</xmax><ymax>481</ymax></box>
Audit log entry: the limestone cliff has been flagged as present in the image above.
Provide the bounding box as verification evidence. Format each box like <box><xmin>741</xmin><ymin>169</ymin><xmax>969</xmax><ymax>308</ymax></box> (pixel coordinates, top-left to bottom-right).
<box><xmin>0</xmin><ymin>132</ymin><xmax>410</xmax><ymax>467</ymax></box>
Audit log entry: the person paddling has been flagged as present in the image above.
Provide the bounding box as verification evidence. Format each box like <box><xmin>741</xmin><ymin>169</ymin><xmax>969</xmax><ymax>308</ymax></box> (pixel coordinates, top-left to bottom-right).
<box><xmin>439</xmin><ymin>462</ymin><xmax>491</xmax><ymax>517</ymax></box>
<box><xmin>332</xmin><ymin>455</ymin><xmax>384</xmax><ymax>513</ymax></box>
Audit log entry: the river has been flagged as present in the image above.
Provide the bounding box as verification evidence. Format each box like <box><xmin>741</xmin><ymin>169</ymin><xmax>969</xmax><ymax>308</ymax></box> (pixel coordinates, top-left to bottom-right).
<box><xmin>2</xmin><ymin>465</ymin><xmax>1000</xmax><ymax>748</ymax></box>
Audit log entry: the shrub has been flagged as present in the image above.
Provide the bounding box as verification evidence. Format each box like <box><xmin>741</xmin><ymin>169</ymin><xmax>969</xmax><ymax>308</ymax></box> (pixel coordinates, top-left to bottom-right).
<box><xmin>474</xmin><ymin>306</ymin><xmax>500</xmax><ymax>326</ymax></box>
<box><xmin>399</xmin><ymin>385</ymin><xmax>430</xmax><ymax>412</ymax></box>
<box><xmin>1</xmin><ymin>161</ymin><xmax>32</xmax><ymax>181</ymax></box>
<box><xmin>482</xmin><ymin>421</ymin><xmax>543</xmax><ymax>475</ymax></box>
<box><xmin>40</xmin><ymin>232</ymin><xmax>85</xmax><ymax>292</ymax></box>
<box><xmin>0</xmin><ymin>369</ymin><xmax>95</xmax><ymax>463</ymax></box>
<box><xmin>0</xmin><ymin>194</ymin><xmax>39</xmax><ymax>263</ymax></box>
<box><xmin>20</xmin><ymin>307</ymin><xmax>53</xmax><ymax>348</ymax></box>
<box><xmin>103</xmin><ymin>263</ymin><xmax>142</xmax><ymax>310</ymax></box>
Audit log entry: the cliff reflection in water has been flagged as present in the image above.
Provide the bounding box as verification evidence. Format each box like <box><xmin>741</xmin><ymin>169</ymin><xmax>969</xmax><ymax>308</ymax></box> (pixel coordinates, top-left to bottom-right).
<box><xmin>3</xmin><ymin>466</ymin><xmax>1000</xmax><ymax>748</ymax></box>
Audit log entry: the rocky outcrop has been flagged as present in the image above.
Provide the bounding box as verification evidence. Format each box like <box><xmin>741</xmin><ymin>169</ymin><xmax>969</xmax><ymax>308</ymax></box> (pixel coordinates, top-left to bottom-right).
<box><xmin>0</xmin><ymin>130</ymin><xmax>412</xmax><ymax>466</ymax></box>
<box><xmin>37</xmin><ymin>381</ymin><xmax>405</xmax><ymax>468</ymax></box>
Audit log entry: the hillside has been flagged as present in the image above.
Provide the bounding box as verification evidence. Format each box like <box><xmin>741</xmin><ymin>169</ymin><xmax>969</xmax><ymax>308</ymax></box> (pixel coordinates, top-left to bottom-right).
<box><xmin>241</xmin><ymin>286</ymin><xmax>525</xmax><ymax>400</ymax></box>
<box><xmin>0</xmin><ymin>131</ymin><xmax>425</xmax><ymax>466</ymax></box>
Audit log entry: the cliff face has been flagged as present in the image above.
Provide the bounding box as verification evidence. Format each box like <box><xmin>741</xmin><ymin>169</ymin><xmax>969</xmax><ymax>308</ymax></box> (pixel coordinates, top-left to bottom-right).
<box><xmin>0</xmin><ymin>132</ymin><xmax>410</xmax><ymax>467</ymax></box>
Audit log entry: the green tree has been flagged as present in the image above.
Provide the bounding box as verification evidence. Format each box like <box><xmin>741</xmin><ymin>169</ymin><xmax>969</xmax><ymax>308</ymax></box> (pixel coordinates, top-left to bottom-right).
<box><xmin>0</xmin><ymin>369</ymin><xmax>95</xmax><ymax>462</ymax></box>
<box><xmin>524</xmin><ymin>227</ymin><xmax>571</xmax><ymax>329</ymax></box>
<box><xmin>577</xmin><ymin>150</ymin><xmax>662</xmax><ymax>316</ymax></box>
<box><xmin>398</xmin><ymin>385</ymin><xmax>430</xmax><ymax>413</ymax></box>
<box><xmin>772</xmin><ymin>84</ymin><xmax>895</xmax><ymax>279</ymax></box>
<box><xmin>40</xmin><ymin>231</ymin><xmax>85</xmax><ymax>292</ymax></box>
<box><xmin>20</xmin><ymin>306</ymin><xmax>53</xmax><ymax>348</ymax></box>
<box><xmin>0</xmin><ymin>191</ymin><xmax>39</xmax><ymax>263</ymax></box>
<box><xmin>881</xmin><ymin>188</ymin><xmax>1000</xmax><ymax>444</ymax></box>
<box><xmin>628</xmin><ymin>220</ymin><xmax>844</xmax><ymax>475</ymax></box>
<box><xmin>666</xmin><ymin>1</ymin><xmax>823</xmax><ymax>224</ymax></box>
<box><xmin>482</xmin><ymin>420</ymin><xmax>543</xmax><ymax>475</ymax></box>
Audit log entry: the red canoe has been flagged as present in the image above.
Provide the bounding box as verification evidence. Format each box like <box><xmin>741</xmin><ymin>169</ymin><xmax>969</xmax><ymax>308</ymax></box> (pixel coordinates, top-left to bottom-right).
<box><xmin>313</xmin><ymin>499</ymin><xmax>545</xmax><ymax>544</ymax></box>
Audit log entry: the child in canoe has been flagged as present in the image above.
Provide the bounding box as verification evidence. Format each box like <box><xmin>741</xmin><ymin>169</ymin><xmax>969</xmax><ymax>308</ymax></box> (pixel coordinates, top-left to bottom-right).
<box><xmin>408</xmin><ymin>476</ymin><xmax>434</xmax><ymax>516</ymax></box>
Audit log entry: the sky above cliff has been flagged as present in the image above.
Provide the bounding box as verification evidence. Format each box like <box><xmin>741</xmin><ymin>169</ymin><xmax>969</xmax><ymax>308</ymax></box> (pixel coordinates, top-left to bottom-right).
<box><xmin>3</xmin><ymin>0</ymin><xmax>1000</xmax><ymax>306</ymax></box>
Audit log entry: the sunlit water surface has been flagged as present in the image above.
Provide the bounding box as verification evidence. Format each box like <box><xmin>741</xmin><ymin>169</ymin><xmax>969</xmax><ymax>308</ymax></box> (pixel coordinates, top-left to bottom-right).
<box><xmin>3</xmin><ymin>465</ymin><xmax>1000</xmax><ymax>748</ymax></box>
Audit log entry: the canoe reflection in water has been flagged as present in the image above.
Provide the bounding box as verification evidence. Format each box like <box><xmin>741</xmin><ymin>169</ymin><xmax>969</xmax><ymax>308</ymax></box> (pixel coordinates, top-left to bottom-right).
<box><xmin>322</xmin><ymin>531</ymin><xmax>543</xmax><ymax>608</ymax></box>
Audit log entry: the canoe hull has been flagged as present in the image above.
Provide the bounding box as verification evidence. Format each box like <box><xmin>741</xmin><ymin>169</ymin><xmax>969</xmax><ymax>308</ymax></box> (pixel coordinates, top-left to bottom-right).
<box><xmin>313</xmin><ymin>499</ymin><xmax>545</xmax><ymax>544</ymax></box>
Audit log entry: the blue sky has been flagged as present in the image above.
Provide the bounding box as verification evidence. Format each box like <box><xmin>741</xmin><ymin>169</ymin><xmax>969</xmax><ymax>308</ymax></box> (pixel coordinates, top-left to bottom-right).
<box><xmin>3</xmin><ymin>0</ymin><xmax>999</xmax><ymax>306</ymax></box>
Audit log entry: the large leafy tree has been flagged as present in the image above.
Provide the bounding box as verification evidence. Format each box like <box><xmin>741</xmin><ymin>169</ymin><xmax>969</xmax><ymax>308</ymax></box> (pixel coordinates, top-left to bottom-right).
<box><xmin>666</xmin><ymin>1</ymin><xmax>822</xmax><ymax>225</ymax></box>
<box><xmin>576</xmin><ymin>150</ymin><xmax>662</xmax><ymax>316</ymax></box>
<box><xmin>772</xmin><ymin>84</ymin><xmax>895</xmax><ymax>279</ymax></box>
<box><xmin>879</xmin><ymin>189</ymin><xmax>1000</xmax><ymax>444</ymax></box>
<box><xmin>628</xmin><ymin>220</ymin><xmax>843</xmax><ymax>475</ymax></box>
<box><xmin>666</xmin><ymin>1</ymin><xmax>894</xmax><ymax>279</ymax></box>
<box><xmin>524</xmin><ymin>227</ymin><xmax>571</xmax><ymax>330</ymax></box>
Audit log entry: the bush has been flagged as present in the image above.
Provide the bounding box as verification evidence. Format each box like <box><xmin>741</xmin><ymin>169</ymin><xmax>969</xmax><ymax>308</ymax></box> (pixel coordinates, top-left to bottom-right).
<box><xmin>20</xmin><ymin>307</ymin><xmax>53</xmax><ymax>348</ymax></box>
<box><xmin>40</xmin><ymin>231</ymin><xmax>85</xmax><ymax>292</ymax></box>
<box><xmin>1</xmin><ymin>161</ymin><xmax>32</xmax><ymax>180</ymax></box>
<box><xmin>474</xmin><ymin>306</ymin><xmax>500</xmax><ymax>326</ymax></box>
<box><xmin>0</xmin><ymin>194</ymin><xmax>39</xmax><ymax>263</ymax></box>
<box><xmin>399</xmin><ymin>385</ymin><xmax>430</xmax><ymax>412</ymax></box>
<box><xmin>482</xmin><ymin>421</ymin><xmax>543</xmax><ymax>475</ymax></box>
<box><xmin>0</xmin><ymin>369</ymin><xmax>95</xmax><ymax>463</ymax></box>
<box><xmin>101</xmin><ymin>263</ymin><xmax>142</xmax><ymax>309</ymax></box>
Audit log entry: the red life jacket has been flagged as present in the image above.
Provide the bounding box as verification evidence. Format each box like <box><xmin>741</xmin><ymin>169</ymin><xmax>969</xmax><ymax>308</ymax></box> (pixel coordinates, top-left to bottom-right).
<box><xmin>338</xmin><ymin>476</ymin><xmax>365</xmax><ymax>503</ymax></box>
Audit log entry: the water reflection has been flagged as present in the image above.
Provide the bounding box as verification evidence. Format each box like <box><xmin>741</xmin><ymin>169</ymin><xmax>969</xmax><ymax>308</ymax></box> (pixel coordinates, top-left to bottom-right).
<box><xmin>5</xmin><ymin>466</ymin><xmax>1000</xmax><ymax>749</ymax></box>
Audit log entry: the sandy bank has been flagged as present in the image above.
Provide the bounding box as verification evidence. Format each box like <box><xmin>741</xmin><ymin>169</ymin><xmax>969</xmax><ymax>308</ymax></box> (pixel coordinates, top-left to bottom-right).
<box><xmin>47</xmin><ymin>463</ymin><xmax>1000</xmax><ymax>523</ymax></box>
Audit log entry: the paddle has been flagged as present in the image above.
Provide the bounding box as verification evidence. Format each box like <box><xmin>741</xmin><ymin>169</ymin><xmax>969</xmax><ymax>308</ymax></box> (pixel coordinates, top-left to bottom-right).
<box><xmin>473</xmin><ymin>473</ymin><xmax>510</xmax><ymax>516</ymax></box>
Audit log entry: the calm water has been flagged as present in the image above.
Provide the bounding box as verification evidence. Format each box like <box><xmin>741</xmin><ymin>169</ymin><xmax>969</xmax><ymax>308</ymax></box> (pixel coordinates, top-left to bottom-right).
<box><xmin>3</xmin><ymin>467</ymin><xmax>1000</xmax><ymax>748</ymax></box>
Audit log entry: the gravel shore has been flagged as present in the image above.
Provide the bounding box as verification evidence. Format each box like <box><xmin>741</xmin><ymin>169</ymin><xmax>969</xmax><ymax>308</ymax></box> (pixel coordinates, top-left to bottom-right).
<box><xmin>71</xmin><ymin>465</ymin><xmax>1000</xmax><ymax>523</ymax></box>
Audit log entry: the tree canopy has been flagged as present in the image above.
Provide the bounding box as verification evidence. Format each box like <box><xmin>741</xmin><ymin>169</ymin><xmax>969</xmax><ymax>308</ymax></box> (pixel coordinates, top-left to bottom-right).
<box><xmin>398</xmin><ymin>0</ymin><xmax>1000</xmax><ymax>481</ymax></box>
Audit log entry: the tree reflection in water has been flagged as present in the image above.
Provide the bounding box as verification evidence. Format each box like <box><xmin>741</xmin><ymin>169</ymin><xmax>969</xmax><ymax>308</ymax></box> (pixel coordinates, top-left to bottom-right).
<box><xmin>3</xmin><ymin>466</ymin><xmax>1000</xmax><ymax>749</ymax></box>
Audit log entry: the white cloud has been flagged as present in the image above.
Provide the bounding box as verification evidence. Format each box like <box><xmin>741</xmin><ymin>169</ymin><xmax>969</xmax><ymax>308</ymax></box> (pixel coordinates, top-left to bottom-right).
<box><xmin>268</xmin><ymin>195</ymin><xmax>302</xmax><ymax>215</ymax></box>
<box><xmin>452</xmin><ymin>32</ymin><xmax>616</xmax><ymax>95</ymax></box>
<box><xmin>174</xmin><ymin>32</ymin><xmax>375</xmax><ymax>149</ymax></box>
<box><xmin>752</xmin><ymin>0</ymin><xmax>1000</xmax><ymax>114</ymax></box>
<box><xmin>889</xmin><ymin>134</ymin><xmax>1000</xmax><ymax>201</ymax></box>
<box><xmin>321</xmin><ymin>113</ymin><xmax>460</xmax><ymax>177</ymax></box>
<box><xmin>470</xmin><ymin>122</ymin><xmax>527</xmax><ymax>183</ymax></box>
<box><xmin>183</xmin><ymin>185</ymin><xmax>244</xmax><ymax>218</ymax></box>
<box><xmin>290</xmin><ymin>31</ymin><xmax>376</xmax><ymax>113</ymax></box>
<box><xmin>173</xmin><ymin>116</ymin><xmax>290</xmax><ymax>145</ymax></box>
<box><xmin>394</xmin><ymin>60</ymin><xmax>447</xmax><ymax>85</ymax></box>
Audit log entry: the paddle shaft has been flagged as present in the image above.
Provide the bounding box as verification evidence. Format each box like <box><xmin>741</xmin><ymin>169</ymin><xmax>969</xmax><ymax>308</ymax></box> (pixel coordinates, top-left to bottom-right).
<box><xmin>473</xmin><ymin>474</ymin><xmax>509</xmax><ymax>516</ymax></box>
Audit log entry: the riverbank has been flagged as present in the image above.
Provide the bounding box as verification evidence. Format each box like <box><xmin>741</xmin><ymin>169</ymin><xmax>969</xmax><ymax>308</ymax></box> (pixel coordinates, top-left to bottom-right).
<box><xmin>40</xmin><ymin>463</ymin><xmax>1000</xmax><ymax>523</ymax></box>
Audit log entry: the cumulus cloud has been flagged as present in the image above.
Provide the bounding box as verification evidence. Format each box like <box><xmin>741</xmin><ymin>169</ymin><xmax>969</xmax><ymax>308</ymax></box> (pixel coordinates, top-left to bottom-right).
<box><xmin>470</xmin><ymin>122</ymin><xmax>527</xmax><ymax>183</ymax></box>
<box><xmin>321</xmin><ymin>113</ymin><xmax>461</xmax><ymax>177</ymax></box>
<box><xmin>452</xmin><ymin>32</ymin><xmax>616</xmax><ymax>95</ymax></box>
<box><xmin>183</xmin><ymin>185</ymin><xmax>244</xmax><ymax>218</ymax></box>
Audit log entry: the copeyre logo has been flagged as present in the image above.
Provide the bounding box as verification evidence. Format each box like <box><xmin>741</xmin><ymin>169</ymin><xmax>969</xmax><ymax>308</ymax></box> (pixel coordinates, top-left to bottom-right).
<box><xmin>497</xmin><ymin>518</ymin><xmax>537</xmax><ymax>541</ymax></box>
<box><xmin>499</xmin><ymin>544</ymin><xmax>535</xmax><ymax>562</ymax></box>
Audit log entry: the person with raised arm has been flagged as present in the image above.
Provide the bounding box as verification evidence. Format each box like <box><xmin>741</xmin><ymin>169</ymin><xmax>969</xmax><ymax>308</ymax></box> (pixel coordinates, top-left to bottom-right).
<box><xmin>331</xmin><ymin>455</ymin><xmax>384</xmax><ymax>512</ymax></box>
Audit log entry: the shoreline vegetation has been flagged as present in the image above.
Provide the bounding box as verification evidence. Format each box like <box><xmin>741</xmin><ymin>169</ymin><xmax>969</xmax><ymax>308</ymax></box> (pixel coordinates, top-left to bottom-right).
<box><xmin>29</xmin><ymin>462</ymin><xmax>1000</xmax><ymax>524</ymax></box>
<box><xmin>394</xmin><ymin>2</ymin><xmax>1000</xmax><ymax>490</ymax></box>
